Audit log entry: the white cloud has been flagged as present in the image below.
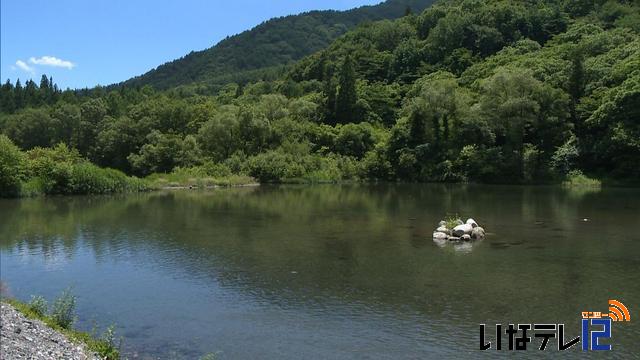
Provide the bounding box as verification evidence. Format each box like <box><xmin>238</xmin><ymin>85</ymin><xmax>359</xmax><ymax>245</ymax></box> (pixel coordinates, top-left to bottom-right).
<box><xmin>29</xmin><ymin>56</ymin><xmax>75</xmax><ymax>69</ymax></box>
<box><xmin>15</xmin><ymin>60</ymin><xmax>35</xmax><ymax>74</ymax></box>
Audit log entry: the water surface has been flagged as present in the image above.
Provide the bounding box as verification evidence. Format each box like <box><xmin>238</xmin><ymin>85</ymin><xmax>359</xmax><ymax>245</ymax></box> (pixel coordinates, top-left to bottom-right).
<box><xmin>1</xmin><ymin>184</ymin><xmax>639</xmax><ymax>358</ymax></box>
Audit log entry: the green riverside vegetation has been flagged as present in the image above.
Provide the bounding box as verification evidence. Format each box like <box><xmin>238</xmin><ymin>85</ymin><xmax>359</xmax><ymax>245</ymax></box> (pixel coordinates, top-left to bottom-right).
<box><xmin>1</xmin><ymin>0</ymin><xmax>638</xmax><ymax>197</ymax></box>
<box><xmin>2</xmin><ymin>289</ymin><xmax>120</xmax><ymax>360</ymax></box>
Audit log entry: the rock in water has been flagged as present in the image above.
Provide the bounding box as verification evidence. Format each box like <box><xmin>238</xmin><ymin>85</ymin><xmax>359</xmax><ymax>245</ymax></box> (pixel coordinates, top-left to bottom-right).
<box><xmin>466</xmin><ymin>218</ymin><xmax>478</xmax><ymax>228</ymax></box>
<box><xmin>471</xmin><ymin>226</ymin><xmax>485</xmax><ymax>239</ymax></box>
<box><xmin>433</xmin><ymin>232</ymin><xmax>448</xmax><ymax>240</ymax></box>
<box><xmin>452</xmin><ymin>224</ymin><xmax>473</xmax><ymax>237</ymax></box>
<box><xmin>447</xmin><ymin>235</ymin><xmax>461</xmax><ymax>241</ymax></box>
<box><xmin>461</xmin><ymin>234</ymin><xmax>472</xmax><ymax>241</ymax></box>
<box><xmin>436</xmin><ymin>226</ymin><xmax>449</xmax><ymax>233</ymax></box>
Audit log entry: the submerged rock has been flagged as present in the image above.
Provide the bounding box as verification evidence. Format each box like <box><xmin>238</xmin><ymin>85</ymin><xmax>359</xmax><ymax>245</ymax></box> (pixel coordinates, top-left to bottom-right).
<box><xmin>433</xmin><ymin>232</ymin><xmax>448</xmax><ymax>240</ymax></box>
<box><xmin>471</xmin><ymin>226</ymin><xmax>485</xmax><ymax>239</ymax></box>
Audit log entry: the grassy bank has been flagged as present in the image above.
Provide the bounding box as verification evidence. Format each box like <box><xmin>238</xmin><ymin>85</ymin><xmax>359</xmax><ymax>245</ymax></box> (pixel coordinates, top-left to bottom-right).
<box><xmin>146</xmin><ymin>165</ymin><xmax>256</xmax><ymax>189</ymax></box>
<box><xmin>2</xmin><ymin>291</ymin><xmax>119</xmax><ymax>360</ymax></box>
<box><xmin>562</xmin><ymin>170</ymin><xmax>602</xmax><ymax>188</ymax></box>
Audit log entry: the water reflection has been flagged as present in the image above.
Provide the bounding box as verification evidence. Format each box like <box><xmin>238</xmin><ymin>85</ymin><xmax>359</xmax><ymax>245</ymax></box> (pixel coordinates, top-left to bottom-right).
<box><xmin>1</xmin><ymin>184</ymin><xmax>639</xmax><ymax>358</ymax></box>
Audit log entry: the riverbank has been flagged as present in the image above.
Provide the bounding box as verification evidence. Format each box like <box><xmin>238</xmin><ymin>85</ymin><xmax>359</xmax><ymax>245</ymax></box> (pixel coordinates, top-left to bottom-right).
<box><xmin>0</xmin><ymin>299</ymin><xmax>118</xmax><ymax>360</ymax></box>
<box><xmin>1</xmin><ymin>302</ymin><xmax>100</xmax><ymax>359</ymax></box>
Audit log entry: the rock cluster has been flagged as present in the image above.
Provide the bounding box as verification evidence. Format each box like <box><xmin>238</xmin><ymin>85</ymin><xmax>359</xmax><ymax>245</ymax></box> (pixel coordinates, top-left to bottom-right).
<box><xmin>0</xmin><ymin>302</ymin><xmax>100</xmax><ymax>360</ymax></box>
<box><xmin>433</xmin><ymin>218</ymin><xmax>485</xmax><ymax>241</ymax></box>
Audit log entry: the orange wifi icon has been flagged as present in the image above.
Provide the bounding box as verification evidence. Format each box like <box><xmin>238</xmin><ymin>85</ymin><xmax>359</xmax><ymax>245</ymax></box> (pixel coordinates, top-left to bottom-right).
<box><xmin>606</xmin><ymin>300</ymin><xmax>631</xmax><ymax>322</ymax></box>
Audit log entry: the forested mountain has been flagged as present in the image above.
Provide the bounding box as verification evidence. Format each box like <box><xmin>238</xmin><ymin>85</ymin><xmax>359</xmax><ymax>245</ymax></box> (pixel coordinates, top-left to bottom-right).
<box><xmin>119</xmin><ymin>0</ymin><xmax>435</xmax><ymax>90</ymax></box>
<box><xmin>1</xmin><ymin>0</ymin><xmax>639</xmax><ymax>197</ymax></box>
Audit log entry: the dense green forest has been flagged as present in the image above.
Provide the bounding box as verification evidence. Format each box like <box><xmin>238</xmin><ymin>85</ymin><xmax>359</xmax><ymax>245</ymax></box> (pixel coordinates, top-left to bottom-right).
<box><xmin>119</xmin><ymin>0</ymin><xmax>435</xmax><ymax>91</ymax></box>
<box><xmin>1</xmin><ymin>0</ymin><xmax>639</xmax><ymax>197</ymax></box>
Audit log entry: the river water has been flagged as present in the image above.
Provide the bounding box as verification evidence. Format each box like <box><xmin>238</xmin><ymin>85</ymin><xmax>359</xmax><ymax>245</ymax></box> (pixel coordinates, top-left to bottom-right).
<box><xmin>1</xmin><ymin>184</ymin><xmax>639</xmax><ymax>358</ymax></box>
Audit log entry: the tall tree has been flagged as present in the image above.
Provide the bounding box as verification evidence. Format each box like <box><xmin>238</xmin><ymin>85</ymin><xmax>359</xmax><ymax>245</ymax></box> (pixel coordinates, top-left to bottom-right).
<box><xmin>335</xmin><ymin>56</ymin><xmax>358</xmax><ymax>124</ymax></box>
<box><xmin>0</xmin><ymin>80</ymin><xmax>15</xmax><ymax>113</ymax></box>
<box><xmin>13</xmin><ymin>79</ymin><xmax>24</xmax><ymax>110</ymax></box>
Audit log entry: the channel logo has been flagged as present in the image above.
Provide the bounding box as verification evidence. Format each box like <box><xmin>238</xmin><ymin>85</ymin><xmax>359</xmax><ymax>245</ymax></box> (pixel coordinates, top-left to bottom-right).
<box><xmin>480</xmin><ymin>299</ymin><xmax>630</xmax><ymax>351</ymax></box>
<box><xmin>607</xmin><ymin>299</ymin><xmax>630</xmax><ymax>322</ymax></box>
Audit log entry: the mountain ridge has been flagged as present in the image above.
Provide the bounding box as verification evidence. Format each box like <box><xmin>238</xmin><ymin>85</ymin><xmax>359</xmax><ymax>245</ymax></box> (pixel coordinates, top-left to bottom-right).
<box><xmin>117</xmin><ymin>0</ymin><xmax>435</xmax><ymax>90</ymax></box>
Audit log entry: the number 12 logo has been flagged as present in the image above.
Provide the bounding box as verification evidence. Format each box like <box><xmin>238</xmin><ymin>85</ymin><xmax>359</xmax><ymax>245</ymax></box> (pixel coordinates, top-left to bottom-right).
<box><xmin>582</xmin><ymin>318</ymin><xmax>611</xmax><ymax>351</ymax></box>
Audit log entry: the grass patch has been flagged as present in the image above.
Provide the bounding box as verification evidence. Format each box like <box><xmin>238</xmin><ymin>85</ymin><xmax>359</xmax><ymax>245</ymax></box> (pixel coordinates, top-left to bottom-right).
<box><xmin>146</xmin><ymin>166</ymin><xmax>256</xmax><ymax>189</ymax></box>
<box><xmin>2</xmin><ymin>294</ymin><xmax>120</xmax><ymax>360</ymax></box>
<box><xmin>444</xmin><ymin>215</ymin><xmax>462</xmax><ymax>230</ymax></box>
<box><xmin>563</xmin><ymin>170</ymin><xmax>601</xmax><ymax>188</ymax></box>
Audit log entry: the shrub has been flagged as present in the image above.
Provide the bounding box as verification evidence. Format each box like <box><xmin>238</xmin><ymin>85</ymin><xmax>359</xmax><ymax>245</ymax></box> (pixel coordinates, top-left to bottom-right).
<box><xmin>563</xmin><ymin>170</ymin><xmax>601</xmax><ymax>188</ymax></box>
<box><xmin>50</xmin><ymin>288</ymin><xmax>77</xmax><ymax>329</ymax></box>
<box><xmin>91</xmin><ymin>325</ymin><xmax>121</xmax><ymax>360</ymax></box>
<box><xmin>69</xmin><ymin>163</ymin><xmax>146</xmax><ymax>194</ymax></box>
<box><xmin>20</xmin><ymin>177</ymin><xmax>46</xmax><ymax>197</ymax></box>
<box><xmin>246</xmin><ymin>151</ymin><xmax>296</xmax><ymax>182</ymax></box>
<box><xmin>0</xmin><ymin>134</ymin><xmax>26</xmax><ymax>197</ymax></box>
<box><xmin>335</xmin><ymin>122</ymin><xmax>376</xmax><ymax>159</ymax></box>
<box><xmin>28</xmin><ymin>295</ymin><xmax>48</xmax><ymax>316</ymax></box>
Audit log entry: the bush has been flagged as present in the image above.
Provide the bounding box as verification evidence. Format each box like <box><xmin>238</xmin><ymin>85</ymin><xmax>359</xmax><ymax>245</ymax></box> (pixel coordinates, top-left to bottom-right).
<box><xmin>247</xmin><ymin>151</ymin><xmax>296</xmax><ymax>182</ymax></box>
<box><xmin>69</xmin><ymin>163</ymin><xmax>148</xmax><ymax>194</ymax></box>
<box><xmin>335</xmin><ymin>123</ymin><xmax>376</xmax><ymax>159</ymax></box>
<box><xmin>28</xmin><ymin>295</ymin><xmax>48</xmax><ymax>316</ymax></box>
<box><xmin>50</xmin><ymin>288</ymin><xmax>77</xmax><ymax>329</ymax></box>
<box><xmin>563</xmin><ymin>170</ymin><xmax>601</xmax><ymax>188</ymax></box>
<box><xmin>19</xmin><ymin>177</ymin><xmax>46</xmax><ymax>197</ymax></box>
<box><xmin>5</xmin><ymin>297</ymin><xmax>120</xmax><ymax>359</ymax></box>
<box><xmin>0</xmin><ymin>134</ymin><xmax>26</xmax><ymax>197</ymax></box>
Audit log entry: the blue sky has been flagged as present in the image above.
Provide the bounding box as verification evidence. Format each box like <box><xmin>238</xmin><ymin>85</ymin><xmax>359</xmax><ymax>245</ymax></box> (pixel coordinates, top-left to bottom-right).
<box><xmin>1</xmin><ymin>0</ymin><xmax>380</xmax><ymax>89</ymax></box>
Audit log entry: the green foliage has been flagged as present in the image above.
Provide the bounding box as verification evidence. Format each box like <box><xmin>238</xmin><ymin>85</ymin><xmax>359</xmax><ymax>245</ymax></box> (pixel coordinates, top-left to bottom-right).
<box><xmin>28</xmin><ymin>295</ymin><xmax>48</xmax><ymax>317</ymax></box>
<box><xmin>335</xmin><ymin>122</ymin><xmax>377</xmax><ymax>158</ymax></box>
<box><xmin>146</xmin><ymin>162</ymin><xmax>255</xmax><ymax>188</ymax></box>
<box><xmin>1</xmin><ymin>0</ymin><xmax>638</xmax><ymax>186</ymax></box>
<box><xmin>50</xmin><ymin>288</ymin><xmax>77</xmax><ymax>329</ymax></box>
<box><xmin>334</xmin><ymin>56</ymin><xmax>359</xmax><ymax>124</ymax></box>
<box><xmin>444</xmin><ymin>215</ymin><xmax>462</xmax><ymax>230</ymax></box>
<box><xmin>563</xmin><ymin>170</ymin><xmax>602</xmax><ymax>188</ymax></box>
<box><xmin>117</xmin><ymin>0</ymin><xmax>435</xmax><ymax>90</ymax></box>
<box><xmin>0</xmin><ymin>135</ymin><xmax>26</xmax><ymax>197</ymax></box>
<box><xmin>0</xmin><ymin>141</ymin><xmax>148</xmax><ymax>197</ymax></box>
<box><xmin>129</xmin><ymin>131</ymin><xmax>201</xmax><ymax>175</ymax></box>
<box><xmin>3</xmin><ymin>297</ymin><xmax>120</xmax><ymax>360</ymax></box>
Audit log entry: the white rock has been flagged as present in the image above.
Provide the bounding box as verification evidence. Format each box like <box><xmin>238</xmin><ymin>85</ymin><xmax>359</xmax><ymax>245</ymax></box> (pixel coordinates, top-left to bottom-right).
<box><xmin>433</xmin><ymin>232</ymin><xmax>448</xmax><ymax>239</ymax></box>
<box><xmin>436</xmin><ymin>226</ymin><xmax>448</xmax><ymax>233</ymax></box>
<box><xmin>461</xmin><ymin>234</ymin><xmax>472</xmax><ymax>241</ymax></box>
<box><xmin>471</xmin><ymin>226</ymin><xmax>485</xmax><ymax>239</ymax></box>
<box><xmin>453</xmin><ymin>224</ymin><xmax>473</xmax><ymax>237</ymax></box>
<box><xmin>466</xmin><ymin>218</ymin><xmax>478</xmax><ymax>228</ymax></box>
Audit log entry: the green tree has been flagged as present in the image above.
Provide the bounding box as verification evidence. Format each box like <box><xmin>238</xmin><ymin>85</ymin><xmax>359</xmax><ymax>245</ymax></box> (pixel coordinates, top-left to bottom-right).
<box><xmin>128</xmin><ymin>131</ymin><xmax>201</xmax><ymax>175</ymax></box>
<box><xmin>335</xmin><ymin>56</ymin><xmax>358</xmax><ymax>124</ymax></box>
<box><xmin>335</xmin><ymin>122</ymin><xmax>377</xmax><ymax>159</ymax></box>
<box><xmin>0</xmin><ymin>135</ymin><xmax>26</xmax><ymax>197</ymax></box>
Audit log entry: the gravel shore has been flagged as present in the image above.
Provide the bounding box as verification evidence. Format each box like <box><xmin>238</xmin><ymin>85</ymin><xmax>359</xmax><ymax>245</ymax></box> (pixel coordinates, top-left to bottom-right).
<box><xmin>0</xmin><ymin>302</ymin><xmax>100</xmax><ymax>360</ymax></box>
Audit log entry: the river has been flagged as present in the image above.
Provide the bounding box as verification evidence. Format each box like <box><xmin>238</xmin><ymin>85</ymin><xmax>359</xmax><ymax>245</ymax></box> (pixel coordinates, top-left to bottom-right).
<box><xmin>1</xmin><ymin>184</ymin><xmax>639</xmax><ymax>358</ymax></box>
